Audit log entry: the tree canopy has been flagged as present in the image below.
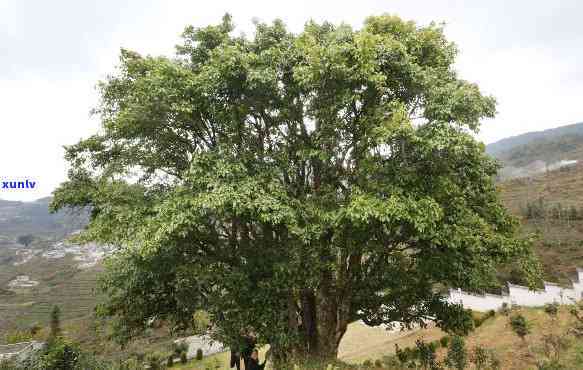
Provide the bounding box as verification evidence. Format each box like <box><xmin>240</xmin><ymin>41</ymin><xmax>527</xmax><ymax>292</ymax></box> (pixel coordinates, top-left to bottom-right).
<box><xmin>51</xmin><ymin>14</ymin><xmax>539</xmax><ymax>362</ymax></box>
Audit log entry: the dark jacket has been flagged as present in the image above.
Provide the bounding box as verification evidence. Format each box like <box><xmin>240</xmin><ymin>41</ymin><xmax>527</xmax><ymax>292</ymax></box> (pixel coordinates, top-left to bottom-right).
<box><xmin>246</xmin><ymin>358</ymin><xmax>266</xmax><ymax>370</ymax></box>
<box><xmin>241</xmin><ymin>336</ymin><xmax>255</xmax><ymax>359</ymax></box>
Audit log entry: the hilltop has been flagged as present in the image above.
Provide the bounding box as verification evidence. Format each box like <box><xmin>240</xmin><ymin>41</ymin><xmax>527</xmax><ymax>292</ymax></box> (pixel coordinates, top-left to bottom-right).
<box><xmin>486</xmin><ymin>121</ymin><xmax>583</xmax><ymax>157</ymax></box>
<box><xmin>486</xmin><ymin>122</ymin><xmax>583</xmax><ymax>180</ymax></box>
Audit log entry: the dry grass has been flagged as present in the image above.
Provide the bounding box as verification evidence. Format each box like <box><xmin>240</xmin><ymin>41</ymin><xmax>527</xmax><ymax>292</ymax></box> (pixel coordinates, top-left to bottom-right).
<box><xmin>339</xmin><ymin>322</ymin><xmax>444</xmax><ymax>363</ymax></box>
<box><xmin>498</xmin><ymin>163</ymin><xmax>583</xmax><ymax>215</ymax></box>
<box><xmin>495</xmin><ymin>164</ymin><xmax>583</xmax><ymax>284</ymax></box>
<box><xmin>337</xmin><ymin>306</ymin><xmax>583</xmax><ymax>369</ymax></box>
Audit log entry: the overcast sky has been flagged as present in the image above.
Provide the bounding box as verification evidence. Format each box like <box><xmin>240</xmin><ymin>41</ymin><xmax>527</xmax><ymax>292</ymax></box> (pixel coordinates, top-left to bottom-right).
<box><xmin>1</xmin><ymin>0</ymin><xmax>582</xmax><ymax>201</ymax></box>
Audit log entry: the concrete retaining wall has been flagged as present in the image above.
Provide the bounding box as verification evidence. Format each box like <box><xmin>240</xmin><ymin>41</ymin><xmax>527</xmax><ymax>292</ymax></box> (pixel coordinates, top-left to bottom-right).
<box><xmin>447</xmin><ymin>268</ymin><xmax>583</xmax><ymax>311</ymax></box>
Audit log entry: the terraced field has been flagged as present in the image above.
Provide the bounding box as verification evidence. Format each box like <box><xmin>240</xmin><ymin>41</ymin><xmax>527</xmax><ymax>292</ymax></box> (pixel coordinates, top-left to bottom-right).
<box><xmin>498</xmin><ymin>162</ymin><xmax>583</xmax><ymax>214</ymax></box>
<box><xmin>0</xmin><ymin>246</ymin><xmax>103</xmax><ymax>335</ymax></box>
<box><xmin>497</xmin><ymin>162</ymin><xmax>583</xmax><ymax>285</ymax></box>
<box><xmin>0</xmin><ymin>244</ymin><xmax>183</xmax><ymax>363</ymax></box>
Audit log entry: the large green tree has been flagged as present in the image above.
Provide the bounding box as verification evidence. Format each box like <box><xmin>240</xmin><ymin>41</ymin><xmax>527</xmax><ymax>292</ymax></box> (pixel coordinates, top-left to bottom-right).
<box><xmin>51</xmin><ymin>14</ymin><xmax>539</xmax><ymax>362</ymax></box>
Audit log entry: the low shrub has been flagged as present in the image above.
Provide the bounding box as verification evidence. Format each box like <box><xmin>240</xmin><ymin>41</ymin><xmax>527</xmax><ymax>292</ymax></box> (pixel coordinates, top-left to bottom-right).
<box><xmin>470</xmin><ymin>345</ymin><xmax>489</xmax><ymax>369</ymax></box>
<box><xmin>395</xmin><ymin>345</ymin><xmax>416</xmax><ymax>364</ymax></box>
<box><xmin>445</xmin><ymin>335</ymin><xmax>468</xmax><ymax>370</ymax></box>
<box><xmin>509</xmin><ymin>313</ymin><xmax>530</xmax><ymax>341</ymax></box>
<box><xmin>196</xmin><ymin>348</ymin><xmax>204</xmax><ymax>360</ymax></box>
<box><xmin>173</xmin><ymin>341</ymin><xmax>189</xmax><ymax>356</ymax></box>
<box><xmin>474</xmin><ymin>309</ymin><xmax>496</xmax><ymax>328</ymax></box>
<box><xmin>38</xmin><ymin>340</ymin><xmax>82</xmax><ymax>369</ymax></box>
<box><xmin>135</xmin><ymin>352</ymin><xmax>145</xmax><ymax>363</ymax></box>
<box><xmin>544</xmin><ymin>302</ymin><xmax>559</xmax><ymax>319</ymax></box>
<box><xmin>439</xmin><ymin>336</ymin><xmax>450</xmax><ymax>348</ymax></box>
<box><xmin>382</xmin><ymin>355</ymin><xmax>400</xmax><ymax>368</ymax></box>
<box><xmin>146</xmin><ymin>352</ymin><xmax>166</xmax><ymax>370</ymax></box>
<box><xmin>180</xmin><ymin>351</ymin><xmax>188</xmax><ymax>364</ymax></box>
<box><xmin>416</xmin><ymin>339</ymin><xmax>439</xmax><ymax>369</ymax></box>
<box><xmin>500</xmin><ymin>302</ymin><xmax>511</xmax><ymax>316</ymax></box>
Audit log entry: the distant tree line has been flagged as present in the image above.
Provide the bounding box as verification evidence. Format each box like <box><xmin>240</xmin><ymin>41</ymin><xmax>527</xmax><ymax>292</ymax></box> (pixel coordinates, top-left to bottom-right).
<box><xmin>523</xmin><ymin>198</ymin><xmax>583</xmax><ymax>221</ymax></box>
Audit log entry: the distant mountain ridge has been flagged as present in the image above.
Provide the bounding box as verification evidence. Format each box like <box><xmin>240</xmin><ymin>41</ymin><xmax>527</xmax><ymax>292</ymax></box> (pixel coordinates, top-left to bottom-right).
<box><xmin>486</xmin><ymin>122</ymin><xmax>583</xmax><ymax>156</ymax></box>
<box><xmin>486</xmin><ymin>122</ymin><xmax>583</xmax><ymax>180</ymax></box>
<box><xmin>0</xmin><ymin>197</ymin><xmax>89</xmax><ymax>241</ymax></box>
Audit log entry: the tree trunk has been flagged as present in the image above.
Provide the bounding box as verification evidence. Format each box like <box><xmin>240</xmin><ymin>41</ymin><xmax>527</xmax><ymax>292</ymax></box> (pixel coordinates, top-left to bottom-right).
<box><xmin>315</xmin><ymin>273</ymin><xmax>340</xmax><ymax>359</ymax></box>
<box><xmin>301</xmin><ymin>289</ymin><xmax>318</xmax><ymax>353</ymax></box>
<box><xmin>284</xmin><ymin>285</ymin><xmax>351</xmax><ymax>363</ymax></box>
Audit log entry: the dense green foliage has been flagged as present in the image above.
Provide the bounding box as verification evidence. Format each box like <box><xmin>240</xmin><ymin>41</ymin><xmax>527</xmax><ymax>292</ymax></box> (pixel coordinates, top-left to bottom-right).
<box><xmin>51</xmin><ymin>14</ymin><xmax>538</xmax><ymax>362</ymax></box>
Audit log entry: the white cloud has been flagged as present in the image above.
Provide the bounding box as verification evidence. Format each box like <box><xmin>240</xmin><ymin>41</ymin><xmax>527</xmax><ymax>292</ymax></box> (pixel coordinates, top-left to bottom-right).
<box><xmin>457</xmin><ymin>46</ymin><xmax>583</xmax><ymax>143</ymax></box>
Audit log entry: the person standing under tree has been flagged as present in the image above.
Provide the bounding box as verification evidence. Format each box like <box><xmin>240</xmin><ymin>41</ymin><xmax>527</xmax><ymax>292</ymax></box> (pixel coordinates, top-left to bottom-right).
<box><xmin>245</xmin><ymin>349</ymin><xmax>266</xmax><ymax>370</ymax></box>
<box><xmin>230</xmin><ymin>333</ymin><xmax>256</xmax><ymax>369</ymax></box>
<box><xmin>241</xmin><ymin>334</ymin><xmax>256</xmax><ymax>369</ymax></box>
